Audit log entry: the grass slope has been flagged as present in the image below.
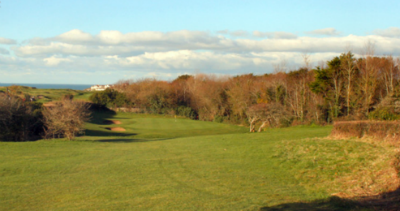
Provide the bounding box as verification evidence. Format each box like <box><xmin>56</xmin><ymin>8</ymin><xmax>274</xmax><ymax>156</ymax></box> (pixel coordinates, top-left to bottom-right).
<box><xmin>0</xmin><ymin>112</ymin><xmax>397</xmax><ymax>210</ymax></box>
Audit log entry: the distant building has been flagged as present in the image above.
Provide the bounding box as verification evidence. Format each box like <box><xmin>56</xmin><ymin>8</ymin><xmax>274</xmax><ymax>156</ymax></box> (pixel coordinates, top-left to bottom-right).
<box><xmin>90</xmin><ymin>84</ymin><xmax>112</xmax><ymax>91</ymax></box>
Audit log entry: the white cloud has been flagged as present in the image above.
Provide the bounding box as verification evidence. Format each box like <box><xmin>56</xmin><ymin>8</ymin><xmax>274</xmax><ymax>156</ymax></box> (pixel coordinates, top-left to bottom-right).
<box><xmin>0</xmin><ymin>48</ymin><xmax>9</xmax><ymax>55</ymax></box>
<box><xmin>3</xmin><ymin>29</ymin><xmax>400</xmax><ymax>84</ymax></box>
<box><xmin>373</xmin><ymin>27</ymin><xmax>400</xmax><ymax>38</ymax></box>
<box><xmin>0</xmin><ymin>37</ymin><xmax>17</xmax><ymax>45</ymax></box>
<box><xmin>43</xmin><ymin>56</ymin><xmax>72</xmax><ymax>66</ymax></box>
<box><xmin>11</xmin><ymin>30</ymin><xmax>400</xmax><ymax>59</ymax></box>
<box><xmin>253</xmin><ymin>31</ymin><xmax>298</xmax><ymax>39</ymax></box>
<box><xmin>56</xmin><ymin>29</ymin><xmax>93</xmax><ymax>43</ymax></box>
<box><xmin>305</xmin><ymin>28</ymin><xmax>340</xmax><ymax>36</ymax></box>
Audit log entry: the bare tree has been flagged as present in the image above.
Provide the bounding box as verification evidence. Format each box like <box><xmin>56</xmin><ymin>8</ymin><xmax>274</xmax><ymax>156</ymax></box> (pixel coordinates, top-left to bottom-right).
<box><xmin>357</xmin><ymin>41</ymin><xmax>378</xmax><ymax>116</ymax></box>
<box><xmin>246</xmin><ymin>103</ymin><xmax>291</xmax><ymax>132</ymax></box>
<box><xmin>43</xmin><ymin>100</ymin><xmax>91</xmax><ymax>140</ymax></box>
<box><xmin>245</xmin><ymin>104</ymin><xmax>265</xmax><ymax>132</ymax></box>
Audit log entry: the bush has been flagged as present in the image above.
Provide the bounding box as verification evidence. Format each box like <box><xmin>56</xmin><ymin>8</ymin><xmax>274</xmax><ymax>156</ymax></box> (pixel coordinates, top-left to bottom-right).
<box><xmin>213</xmin><ymin>115</ymin><xmax>224</xmax><ymax>123</ymax></box>
<box><xmin>176</xmin><ymin>106</ymin><xmax>196</xmax><ymax>119</ymax></box>
<box><xmin>0</xmin><ymin>96</ymin><xmax>44</xmax><ymax>141</ymax></box>
<box><xmin>369</xmin><ymin>107</ymin><xmax>400</xmax><ymax>120</ymax></box>
<box><xmin>43</xmin><ymin>100</ymin><xmax>91</xmax><ymax>140</ymax></box>
<box><xmin>331</xmin><ymin>120</ymin><xmax>400</xmax><ymax>141</ymax></box>
<box><xmin>89</xmin><ymin>88</ymin><xmax>130</xmax><ymax>108</ymax></box>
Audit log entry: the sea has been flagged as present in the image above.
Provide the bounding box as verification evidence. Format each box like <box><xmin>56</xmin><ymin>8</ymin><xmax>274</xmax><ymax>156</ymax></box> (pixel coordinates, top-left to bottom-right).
<box><xmin>0</xmin><ymin>83</ymin><xmax>93</xmax><ymax>91</ymax></box>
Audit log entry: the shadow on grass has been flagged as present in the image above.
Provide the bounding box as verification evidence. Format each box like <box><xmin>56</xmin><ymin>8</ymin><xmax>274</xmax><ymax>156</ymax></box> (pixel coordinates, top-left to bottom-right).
<box><xmin>86</xmin><ymin>109</ymin><xmax>138</xmax><ymax>137</ymax></box>
<box><xmin>89</xmin><ymin>109</ymin><xmax>118</xmax><ymax>124</ymax></box>
<box><xmin>84</xmin><ymin>129</ymin><xmax>137</xmax><ymax>137</ymax></box>
<box><xmin>96</xmin><ymin>138</ymin><xmax>170</xmax><ymax>143</ymax></box>
<box><xmin>261</xmin><ymin>187</ymin><xmax>400</xmax><ymax>211</ymax></box>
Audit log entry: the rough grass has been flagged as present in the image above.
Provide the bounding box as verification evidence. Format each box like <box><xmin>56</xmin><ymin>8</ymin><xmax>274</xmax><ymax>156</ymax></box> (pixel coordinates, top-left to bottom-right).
<box><xmin>0</xmin><ymin>112</ymin><xmax>399</xmax><ymax>210</ymax></box>
<box><xmin>273</xmin><ymin>137</ymin><xmax>400</xmax><ymax>198</ymax></box>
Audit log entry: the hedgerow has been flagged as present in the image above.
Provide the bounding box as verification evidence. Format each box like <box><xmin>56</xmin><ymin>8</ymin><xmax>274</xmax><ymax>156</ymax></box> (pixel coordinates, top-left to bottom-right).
<box><xmin>331</xmin><ymin>121</ymin><xmax>400</xmax><ymax>141</ymax></box>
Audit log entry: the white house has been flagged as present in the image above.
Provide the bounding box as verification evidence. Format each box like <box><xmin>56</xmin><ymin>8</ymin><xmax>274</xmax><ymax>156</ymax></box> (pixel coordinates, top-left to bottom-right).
<box><xmin>90</xmin><ymin>84</ymin><xmax>112</xmax><ymax>91</ymax></box>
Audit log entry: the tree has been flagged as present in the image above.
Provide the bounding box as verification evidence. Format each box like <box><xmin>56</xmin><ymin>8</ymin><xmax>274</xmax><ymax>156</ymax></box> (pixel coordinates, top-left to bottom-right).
<box><xmin>246</xmin><ymin>103</ymin><xmax>265</xmax><ymax>132</ymax></box>
<box><xmin>357</xmin><ymin>42</ymin><xmax>378</xmax><ymax>116</ymax></box>
<box><xmin>43</xmin><ymin>100</ymin><xmax>91</xmax><ymax>140</ymax></box>
<box><xmin>340</xmin><ymin>52</ymin><xmax>356</xmax><ymax>116</ymax></box>
<box><xmin>309</xmin><ymin>57</ymin><xmax>345</xmax><ymax>121</ymax></box>
<box><xmin>226</xmin><ymin>74</ymin><xmax>258</xmax><ymax>121</ymax></box>
<box><xmin>246</xmin><ymin>103</ymin><xmax>291</xmax><ymax>132</ymax></box>
<box><xmin>286</xmin><ymin>68</ymin><xmax>310</xmax><ymax>121</ymax></box>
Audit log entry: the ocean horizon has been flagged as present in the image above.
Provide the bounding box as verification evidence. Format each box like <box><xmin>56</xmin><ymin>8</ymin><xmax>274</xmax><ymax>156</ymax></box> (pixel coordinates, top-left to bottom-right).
<box><xmin>0</xmin><ymin>83</ymin><xmax>93</xmax><ymax>91</ymax></box>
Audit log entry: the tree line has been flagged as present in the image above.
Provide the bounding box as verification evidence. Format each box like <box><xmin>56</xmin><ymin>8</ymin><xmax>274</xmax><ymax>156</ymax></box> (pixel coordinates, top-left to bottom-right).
<box><xmin>112</xmin><ymin>51</ymin><xmax>400</xmax><ymax>131</ymax></box>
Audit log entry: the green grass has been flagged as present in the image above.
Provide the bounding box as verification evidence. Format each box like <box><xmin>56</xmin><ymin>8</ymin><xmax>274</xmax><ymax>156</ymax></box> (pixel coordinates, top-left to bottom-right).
<box><xmin>0</xmin><ymin>86</ymin><xmax>92</xmax><ymax>103</ymax></box>
<box><xmin>0</xmin><ymin>112</ymin><xmax>398</xmax><ymax>210</ymax></box>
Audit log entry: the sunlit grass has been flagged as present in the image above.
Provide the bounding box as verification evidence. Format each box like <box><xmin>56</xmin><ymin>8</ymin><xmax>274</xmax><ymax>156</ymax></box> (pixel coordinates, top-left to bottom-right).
<box><xmin>0</xmin><ymin>113</ymin><xmax>397</xmax><ymax>210</ymax></box>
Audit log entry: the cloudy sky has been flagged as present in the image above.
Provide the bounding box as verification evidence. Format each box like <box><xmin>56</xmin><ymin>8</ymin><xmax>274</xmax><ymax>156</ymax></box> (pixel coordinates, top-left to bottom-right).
<box><xmin>1</xmin><ymin>0</ymin><xmax>400</xmax><ymax>84</ymax></box>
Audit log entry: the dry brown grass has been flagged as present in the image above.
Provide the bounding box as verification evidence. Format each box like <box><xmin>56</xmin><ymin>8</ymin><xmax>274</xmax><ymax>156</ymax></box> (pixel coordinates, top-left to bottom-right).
<box><xmin>327</xmin><ymin>137</ymin><xmax>400</xmax><ymax>199</ymax></box>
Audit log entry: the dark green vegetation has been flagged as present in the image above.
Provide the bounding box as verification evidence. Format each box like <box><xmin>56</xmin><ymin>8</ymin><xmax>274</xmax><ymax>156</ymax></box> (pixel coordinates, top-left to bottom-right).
<box><xmin>0</xmin><ymin>97</ymin><xmax>44</xmax><ymax>141</ymax></box>
<box><xmin>89</xmin><ymin>88</ymin><xmax>130</xmax><ymax>108</ymax></box>
<box><xmin>1</xmin><ymin>112</ymin><xmax>398</xmax><ymax>210</ymax></box>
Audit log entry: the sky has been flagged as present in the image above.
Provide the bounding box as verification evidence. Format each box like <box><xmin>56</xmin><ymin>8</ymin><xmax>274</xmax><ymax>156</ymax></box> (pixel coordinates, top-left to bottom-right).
<box><xmin>1</xmin><ymin>0</ymin><xmax>400</xmax><ymax>84</ymax></box>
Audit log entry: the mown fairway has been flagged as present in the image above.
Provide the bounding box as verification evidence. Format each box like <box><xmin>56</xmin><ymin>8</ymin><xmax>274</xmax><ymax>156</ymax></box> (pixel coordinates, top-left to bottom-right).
<box><xmin>0</xmin><ymin>112</ymin><xmax>397</xmax><ymax>210</ymax></box>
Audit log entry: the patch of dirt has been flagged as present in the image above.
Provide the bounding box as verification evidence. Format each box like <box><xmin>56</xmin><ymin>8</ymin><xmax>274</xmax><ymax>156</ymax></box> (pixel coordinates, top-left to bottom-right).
<box><xmin>43</xmin><ymin>102</ymin><xmax>56</xmax><ymax>107</ymax></box>
<box><xmin>106</xmin><ymin>127</ymin><xmax>126</xmax><ymax>131</ymax></box>
<box><xmin>103</xmin><ymin>120</ymin><xmax>122</xmax><ymax>125</ymax></box>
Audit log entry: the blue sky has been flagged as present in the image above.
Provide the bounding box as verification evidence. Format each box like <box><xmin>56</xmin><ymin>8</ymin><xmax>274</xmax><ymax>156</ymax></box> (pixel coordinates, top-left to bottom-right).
<box><xmin>1</xmin><ymin>0</ymin><xmax>400</xmax><ymax>84</ymax></box>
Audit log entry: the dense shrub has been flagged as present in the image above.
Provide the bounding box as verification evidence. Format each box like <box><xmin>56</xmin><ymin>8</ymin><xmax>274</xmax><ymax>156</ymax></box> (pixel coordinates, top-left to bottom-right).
<box><xmin>175</xmin><ymin>106</ymin><xmax>196</xmax><ymax>119</ymax></box>
<box><xmin>213</xmin><ymin>115</ymin><xmax>225</xmax><ymax>123</ymax></box>
<box><xmin>369</xmin><ymin>107</ymin><xmax>400</xmax><ymax>121</ymax></box>
<box><xmin>331</xmin><ymin>121</ymin><xmax>400</xmax><ymax>141</ymax></box>
<box><xmin>0</xmin><ymin>96</ymin><xmax>44</xmax><ymax>141</ymax></box>
<box><xmin>89</xmin><ymin>88</ymin><xmax>130</xmax><ymax>108</ymax></box>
